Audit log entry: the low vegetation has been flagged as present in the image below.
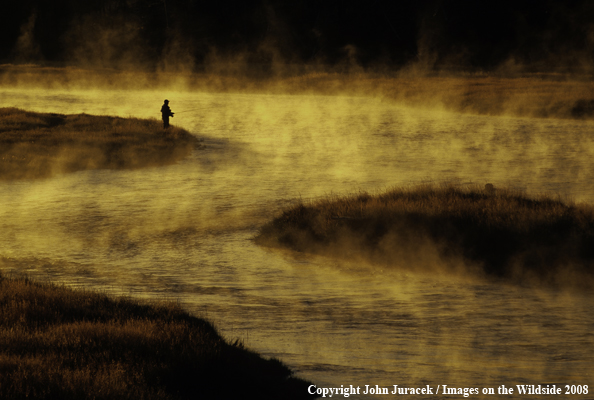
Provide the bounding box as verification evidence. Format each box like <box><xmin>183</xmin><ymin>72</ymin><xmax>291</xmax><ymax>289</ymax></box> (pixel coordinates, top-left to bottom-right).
<box><xmin>277</xmin><ymin>73</ymin><xmax>594</xmax><ymax>120</ymax></box>
<box><xmin>0</xmin><ymin>107</ymin><xmax>200</xmax><ymax>180</ymax></box>
<box><xmin>4</xmin><ymin>66</ymin><xmax>594</xmax><ymax>121</ymax></box>
<box><xmin>256</xmin><ymin>184</ymin><xmax>594</xmax><ymax>288</ymax></box>
<box><xmin>0</xmin><ymin>272</ymin><xmax>315</xmax><ymax>399</ymax></box>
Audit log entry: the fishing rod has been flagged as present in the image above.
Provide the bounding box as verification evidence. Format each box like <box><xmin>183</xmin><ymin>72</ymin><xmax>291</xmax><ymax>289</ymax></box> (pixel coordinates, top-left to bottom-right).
<box><xmin>174</xmin><ymin>108</ymin><xmax>202</xmax><ymax>114</ymax></box>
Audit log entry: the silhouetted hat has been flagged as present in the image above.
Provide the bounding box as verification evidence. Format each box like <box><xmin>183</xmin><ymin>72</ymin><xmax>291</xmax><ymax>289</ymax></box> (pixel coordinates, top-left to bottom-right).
<box><xmin>164</xmin><ymin>99</ymin><xmax>169</xmax><ymax>103</ymax></box>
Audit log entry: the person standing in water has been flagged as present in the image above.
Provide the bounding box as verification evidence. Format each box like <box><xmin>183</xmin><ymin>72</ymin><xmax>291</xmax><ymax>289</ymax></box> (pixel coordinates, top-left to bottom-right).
<box><xmin>161</xmin><ymin>99</ymin><xmax>174</xmax><ymax>128</ymax></box>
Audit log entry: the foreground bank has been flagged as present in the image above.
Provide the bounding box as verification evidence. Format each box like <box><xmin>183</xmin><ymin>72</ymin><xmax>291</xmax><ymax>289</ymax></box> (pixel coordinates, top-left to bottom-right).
<box><xmin>256</xmin><ymin>184</ymin><xmax>594</xmax><ymax>288</ymax></box>
<box><xmin>0</xmin><ymin>273</ymin><xmax>316</xmax><ymax>399</ymax></box>
<box><xmin>0</xmin><ymin>107</ymin><xmax>201</xmax><ymax>180</ymax></box>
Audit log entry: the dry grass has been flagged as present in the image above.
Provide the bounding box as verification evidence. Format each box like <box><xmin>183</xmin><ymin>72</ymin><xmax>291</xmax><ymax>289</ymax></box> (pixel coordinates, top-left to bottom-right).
<box><xmin>0</xmin><ymin>108</ymin><xmax>201</xmax><ymax>180</ymax></box>
<box><xmin>3</xmin><ymin>65</ymin><xmax>594</xmax><ymax>121</ymax></box>
<box><xmin>386</xmin><ymin>75</ymin><xmax>594</xmax><ymax>120</ymax></box>
<box><xmin>0</xmin><ymin>272</ymin><xmax>315</xmax><ymax>400</ymax></box>
<box><xmin>275</xmin><ymin>73</ymin><xmax>594</xmax><ymax>120</ymax></box>
<box><xmin>256</xmin><ymin>184</ymin><xmax>594</xmax><ymax>287</ymax></box>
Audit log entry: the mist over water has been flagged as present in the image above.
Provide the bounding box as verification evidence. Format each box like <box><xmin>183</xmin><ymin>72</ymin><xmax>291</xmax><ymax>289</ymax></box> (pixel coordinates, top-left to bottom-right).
<box><xmin>1</xmin><ymin>87</ymin><xmax>593</xmax><ymax>398</ymax></box>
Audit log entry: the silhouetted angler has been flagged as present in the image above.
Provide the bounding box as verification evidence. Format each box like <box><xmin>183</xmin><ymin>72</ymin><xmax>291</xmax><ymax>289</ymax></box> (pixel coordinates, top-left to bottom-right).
<box><xmin>161</xmin><ymin>99</ymin><xmax>174</xmax><ymax>128</ymax></box>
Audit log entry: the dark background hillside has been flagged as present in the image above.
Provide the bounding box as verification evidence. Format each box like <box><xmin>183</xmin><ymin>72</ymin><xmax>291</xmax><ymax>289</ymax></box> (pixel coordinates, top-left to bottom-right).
<box><xmin>1</xmin><ymin>0</ymin><xmax>593</xmax><ymax>73</ymax></box>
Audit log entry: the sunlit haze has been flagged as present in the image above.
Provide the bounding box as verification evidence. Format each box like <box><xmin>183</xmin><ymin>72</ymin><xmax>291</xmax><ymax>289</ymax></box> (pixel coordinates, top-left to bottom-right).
<box><xmin>1</xmin><ymin>1</ymin><xmax>593</xmax><ymax>398</ymax></box>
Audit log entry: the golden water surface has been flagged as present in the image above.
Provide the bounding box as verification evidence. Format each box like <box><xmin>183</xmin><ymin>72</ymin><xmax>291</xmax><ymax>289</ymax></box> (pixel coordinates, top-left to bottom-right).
<box><xmin>1</xmin><ymin>87</ymin><xmax>593</xmax><ymax>398</ymax></box>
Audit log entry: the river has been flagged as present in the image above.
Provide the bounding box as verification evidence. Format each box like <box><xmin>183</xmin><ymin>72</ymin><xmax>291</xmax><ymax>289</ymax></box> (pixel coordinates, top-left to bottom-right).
<box><xmin>1</xmin><ymin>86</ymin><xmax>593</xmax><ymax>398</ymax></box>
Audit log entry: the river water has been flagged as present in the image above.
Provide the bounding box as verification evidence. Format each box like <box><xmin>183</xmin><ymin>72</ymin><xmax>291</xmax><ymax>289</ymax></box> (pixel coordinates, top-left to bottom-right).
<box><xmin>1</xmin><ymin>87</ymin><xmax>593</xmax><ymax>398</ymax></box>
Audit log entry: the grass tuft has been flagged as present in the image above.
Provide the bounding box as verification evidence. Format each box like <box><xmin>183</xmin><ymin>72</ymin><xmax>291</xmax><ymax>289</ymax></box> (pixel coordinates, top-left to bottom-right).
<box><xmin>256</xmin><ymin>183</ymin><xmax>594</xmax><ymax>288</ymax></box>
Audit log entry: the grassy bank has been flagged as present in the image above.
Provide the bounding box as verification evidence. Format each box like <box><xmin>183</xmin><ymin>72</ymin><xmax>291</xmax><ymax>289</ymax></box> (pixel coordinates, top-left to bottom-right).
<box><xmin>256</xmin><ymin>184</ymin><xmax>594</xmax><ymax>288</ymax></box>
<box><xmin>276</xmin><ymin>72</ymin><xmax>594</xmax><ymax>120</ymax></box>
<box><xmin>3</xmin><ymin>65</ymin><xmax>594</xmax><ymax>121</ymax></box>
<box><xmin>0</xmin><ymin>107</ymin><xmax>200</xmax><ymax>180</ymax></box>
<box><xmin>0</xmin><ymin>272</ymin><xmax>315</xmax><ymax>400</ymax></box>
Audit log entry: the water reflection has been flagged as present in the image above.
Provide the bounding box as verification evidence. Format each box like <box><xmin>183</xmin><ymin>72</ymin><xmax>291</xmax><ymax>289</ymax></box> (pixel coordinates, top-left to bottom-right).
<box><xmin>0</xmin><ymin>88</ymin><xmax>593</xmax><ymax>398</ymax></box>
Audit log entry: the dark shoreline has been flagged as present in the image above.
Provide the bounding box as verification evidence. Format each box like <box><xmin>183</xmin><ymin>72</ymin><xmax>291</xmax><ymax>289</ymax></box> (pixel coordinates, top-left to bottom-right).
<box><xmin>0</xmin><ymin>107</ymin><xmax>202</xmax><ymax>181</ymax></box>
<box><xmin>3</xmin><ymin>66</ymin><xmax>594</xmax><ymax>121</ymax></box>
<box><xmin>0</xmin><ymin>271</ymin><xmax>317</xmax><ymax>399</ymax></box>
<box><xmin>256</xmin><ymin>184</ymin><xmax>594</xmax><ymax>289</ymax></box>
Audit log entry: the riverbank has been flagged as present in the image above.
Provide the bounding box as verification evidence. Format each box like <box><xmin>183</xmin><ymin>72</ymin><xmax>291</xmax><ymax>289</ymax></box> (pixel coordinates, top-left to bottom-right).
<box><xmin>0</xmin><ymin>107</ymin><xmax>201</xmax><ymax>180</ymax></box>
<box><xmin>0</xmin><ymin>272</ymin><xmax>315</xmax><ymax>399</ymax></box>
<box><xmin>2</xmin><ymin>65</ymin><xmax>594</xmax><ymax>120</ymax></box>
<box><xmin>256</xmin><ymin>184</ymin><xmax>594</xmax><ymax>288</ymax></box>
